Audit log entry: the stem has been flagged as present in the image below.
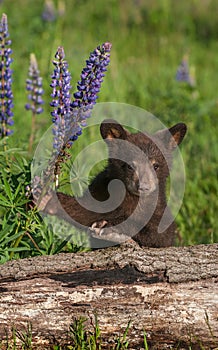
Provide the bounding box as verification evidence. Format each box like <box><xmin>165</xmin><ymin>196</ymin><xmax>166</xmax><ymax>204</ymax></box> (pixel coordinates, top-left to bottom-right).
<box><xmin>28</xmin><ymin>110</ymin><xmax>36</xmax><ymax>154</ymax></box>
<box><xmin>9</xmin><ymin>220</ymin><xmax>22</xmax><ymax>260</ymax></box>
<box><xmin>25</xmin><ymin>230</ymin><xmax>42</xmax><ymax>254</ymax></box>
<box><xmin>53</xmin><ymin>58</ymin><xmax>65</xmax><ymax>189</ymax></box>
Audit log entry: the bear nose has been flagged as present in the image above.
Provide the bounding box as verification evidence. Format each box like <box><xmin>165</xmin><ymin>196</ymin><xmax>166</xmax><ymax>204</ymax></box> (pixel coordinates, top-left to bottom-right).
<box><xmin>137</xmin><ymin>180</ymin><xmax>157</xmax><ymax>194</ymax></box>
<box><xmin>138</xmin><ymin>183</ymin><xmax>151</xmax><ymax>192</ymax></box>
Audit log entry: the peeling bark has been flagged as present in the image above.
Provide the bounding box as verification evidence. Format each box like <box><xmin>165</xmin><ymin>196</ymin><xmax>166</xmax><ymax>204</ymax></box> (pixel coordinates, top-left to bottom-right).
<box><xmin>0</xmin><ymin>243</ymin><xmax>217</xmax><ymax>349</ymax></box>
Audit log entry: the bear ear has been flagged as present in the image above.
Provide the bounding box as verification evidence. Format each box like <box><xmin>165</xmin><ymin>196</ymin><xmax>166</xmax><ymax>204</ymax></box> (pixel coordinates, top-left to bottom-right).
<box><xmin>168</xmin><ymin>123</ymin><xmax>187</xmax><ymax>148</ymax></box>
<box><xmin>100</xmin><ymin>119</ymin><xmax>128</xmax><ymax>141</ymax></box>
<box><xmin>156</xmin><ymin>123</ymin><xmax>187</xmax><ymax>149</ymax></box>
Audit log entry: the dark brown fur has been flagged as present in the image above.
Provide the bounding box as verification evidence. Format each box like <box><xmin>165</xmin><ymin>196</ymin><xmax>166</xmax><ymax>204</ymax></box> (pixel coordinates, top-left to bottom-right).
<box><xmin>42</xmin><ymin>119</ymin><xmax>187</xmax><ymax>247</ymax></box>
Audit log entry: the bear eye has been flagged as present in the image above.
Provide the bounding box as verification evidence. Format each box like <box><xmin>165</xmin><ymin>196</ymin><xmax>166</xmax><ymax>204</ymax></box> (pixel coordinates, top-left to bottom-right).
<box><xmin>127</xmin><ymin>163</ymin><xmax>133</xmax><ymax>170</ymax></box>
<box><xmin>121</xmin><ymin>162</ymin><xmax>135</xmax><ymax>171</ymax></box>
<box><xmin>121</xmin><ymin>162</ymin><xmax>132</xmax><ymax>170</ymax></box>
<box><xmin>153</xmin><ymin>163</ymin><xmax>159</xmax><ymax>171</ymax></box>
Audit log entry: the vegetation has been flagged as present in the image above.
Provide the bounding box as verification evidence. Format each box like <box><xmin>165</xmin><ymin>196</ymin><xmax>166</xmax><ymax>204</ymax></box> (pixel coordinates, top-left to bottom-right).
<box><xmin>0</xmin><ymin>0</ymin><xmax>217</xmax><ymax>262</ymax></box>
<box><xmin>0</xmin><ymin>316</ymin><xmax>211</xmax><ymax>349</ymax></box>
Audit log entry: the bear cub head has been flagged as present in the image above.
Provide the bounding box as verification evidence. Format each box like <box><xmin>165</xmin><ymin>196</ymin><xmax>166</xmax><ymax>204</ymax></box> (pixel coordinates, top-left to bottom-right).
<box><xmin>99</xmin><ymin>119</ymin><xmax>187</xmax><ymax>198</ymax></box>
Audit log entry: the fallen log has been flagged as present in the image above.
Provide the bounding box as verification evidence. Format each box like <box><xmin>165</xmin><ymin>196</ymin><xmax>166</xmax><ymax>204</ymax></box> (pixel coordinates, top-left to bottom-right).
<box><xmin>0</xmin><ymin>243</ymin><xmax>217</xmax><ymax>349</ymax></box>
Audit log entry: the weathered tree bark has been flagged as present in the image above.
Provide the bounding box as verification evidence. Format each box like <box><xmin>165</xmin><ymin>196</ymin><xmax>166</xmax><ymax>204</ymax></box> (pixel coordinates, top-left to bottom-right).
<box><xmin>0</xmin><ymin>243</ymin><xmax>217</xmax><ymax>349</ymax></box>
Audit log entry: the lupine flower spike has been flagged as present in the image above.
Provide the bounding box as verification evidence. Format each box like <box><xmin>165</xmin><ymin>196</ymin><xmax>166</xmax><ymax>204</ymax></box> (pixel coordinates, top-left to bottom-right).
<box><xmin>42</xmin><ymin>0</ymin><xmax>56</xmax><ymax>22</ymax></box>
<box><xmin>176</xmin><ymin>54</ymin><xmax>196</xmax><ymax>87</ymax></box>
<box><xmin>25</xmin><ymin>53</ymin><xmax>44</xmax><ymax>153</ymax></box>
<box><xmin>0</xmin><ymin>13</ymin><xmax>14</xmax><ymax>141</ymax></box>
<box><xmin>70</xmin><ymin>42</ymin><xmax>112</xmax><ymax>137</ymax></box>
<box><xmin>50</xmin><ymin>46</ymin><xmax>72</xmax><ymax>187</ymax></box>
<box><xmin>50</xmin><ymin>43</ymin><xmax>112</xmax><ymax>188</ymax></box>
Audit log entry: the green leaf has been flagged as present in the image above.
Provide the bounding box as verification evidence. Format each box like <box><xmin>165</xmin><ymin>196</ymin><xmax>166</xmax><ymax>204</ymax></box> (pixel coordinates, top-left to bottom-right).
<box><xmin>3</xmin><ymin>231</ymin><xmax>26</xmax><ymax>245</ymax></box>
<box><xmin>7</xmin><ymin>246</ymin><xmax>31</xmax><ymax>252</ymax></box>
<box><xmin>0</xmin><ymin>192</ymin><xmax>12</xmax><ymax>206</ymax></box>
<box><xmin>1</xmin><ymin>172</ymin><xmax>13</xmax><ymax>202</ymax></box>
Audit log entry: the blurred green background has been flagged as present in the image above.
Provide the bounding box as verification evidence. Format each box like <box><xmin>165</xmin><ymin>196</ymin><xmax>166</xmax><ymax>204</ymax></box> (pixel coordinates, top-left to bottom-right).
<box><xmin>0</xmin><ymin>0</ymin><xmax>218</xmax><ymax>246</ymax></box>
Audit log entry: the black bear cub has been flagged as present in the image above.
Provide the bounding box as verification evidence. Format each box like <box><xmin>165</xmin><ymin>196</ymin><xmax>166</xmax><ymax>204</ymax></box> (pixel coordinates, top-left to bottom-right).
<box><xmin>42</xmin><ymin>119</ymin><xmax>187</xmax><ymax>247</ymax></box>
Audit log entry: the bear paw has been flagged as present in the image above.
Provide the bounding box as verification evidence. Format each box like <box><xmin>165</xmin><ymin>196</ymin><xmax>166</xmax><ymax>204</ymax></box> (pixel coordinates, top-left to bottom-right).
<box><xmin>89</xmin><ymin>220</ymin><xmax>129</xmax><ymax>243</ymax></box>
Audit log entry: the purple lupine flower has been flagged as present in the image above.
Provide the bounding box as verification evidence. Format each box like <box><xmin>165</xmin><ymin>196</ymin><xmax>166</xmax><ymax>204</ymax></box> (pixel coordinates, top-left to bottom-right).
<box><xmin>51</xmin><ymin>43</ymin><xmax>112</xmax><ymax>153</ymax></box>
<box><xmin>70</xmin><ymin>42</ymin><xmax>112</xmax><ymax>140</ymax></box>
<box><xmin>50</xmin><ymin>46</ymin><xmax>72</xmax><ymax>152</ymax></box>
<box><xmin>50</xmin><ymin>46</ymin><xmax>74</xmax><ymax>186</ymax></box>
<box><xmin>42</xmin><ymin>0</ymin><xmax>56</xmax><ymax>22</ymax></box>
<box><xmin>0</xmin><ymin>13</ymin><xmax>14</xmax><ymax>138</ymax></box>
<box><xmin>176</xmin><ymin>55</ymin><xmax>196</xmax><ymax>87</ymax></box>
<box><xmin>25</xmin><ymin>53</ymin><xmax>44</xmax><ymax>115</ymax></box>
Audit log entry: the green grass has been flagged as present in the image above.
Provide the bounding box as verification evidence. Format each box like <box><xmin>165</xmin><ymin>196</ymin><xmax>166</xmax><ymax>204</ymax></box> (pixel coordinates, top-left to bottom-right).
<box><xmin>1</xmin><ymin>316</ymin><xmax>214</xmax><ymax>349</ymax></box>
<box><xmin>0</xmin><ymin>0</ymin><xmax>217</xmax><ymax>258</ymax></box>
